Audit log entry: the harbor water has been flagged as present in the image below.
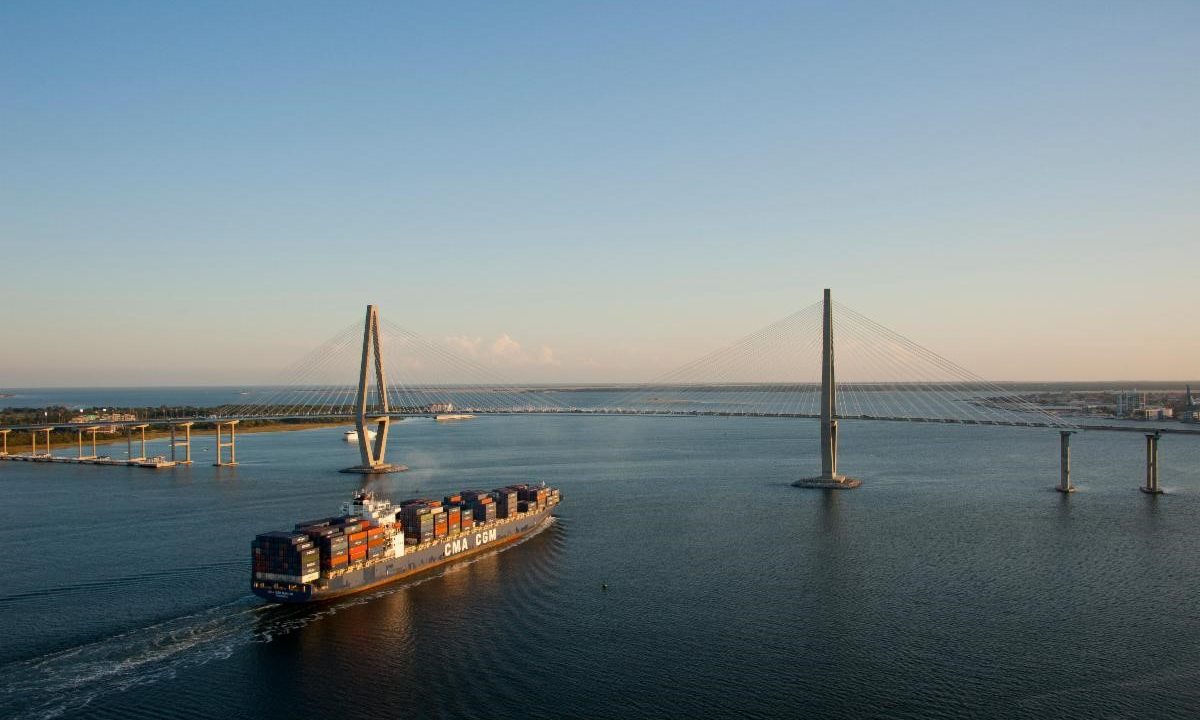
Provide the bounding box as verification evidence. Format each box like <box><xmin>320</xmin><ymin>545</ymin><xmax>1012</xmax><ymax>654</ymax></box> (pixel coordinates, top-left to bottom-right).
<box><xmin>1</xmin><ymin>414</ymin><xmax>1199</xmax><ymax>719</ymax></box>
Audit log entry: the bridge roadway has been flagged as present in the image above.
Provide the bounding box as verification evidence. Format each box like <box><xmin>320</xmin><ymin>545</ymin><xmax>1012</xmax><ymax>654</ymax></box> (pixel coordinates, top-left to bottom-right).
<box><xmin>3</xmin><ymin>409</ymin><xmax>1200</xmax><ymax>435</ymax></box>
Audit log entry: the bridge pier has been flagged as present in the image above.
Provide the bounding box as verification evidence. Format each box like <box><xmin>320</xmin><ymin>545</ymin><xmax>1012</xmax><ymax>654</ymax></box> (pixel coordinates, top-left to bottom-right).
<box><xmin>795</xmin><ymin>289</ymin><xmax>860</xmax><ymax>489</ymax></box>
<box><xmin>31</xmin><ymin>428</ymin><xmax>51</xmax><ymax>457</ymax></box>
<box><xmin>1056</xmin><ymin>430</ymin><xmax>1075</xmax><ymax>493</ymax></box>
<box><xmin>0</xmin><ymin>429</ymin><xmax>8</xmax><ymax>456</ymax></box>
<box><xmin>127</xmin><ymin>424</ymin><xmax>149</xmax><ymax>462</ymax></box>
<box><xmin>171</xmin><ymin>422</ymin><xmax>193</xmax><ymax>464</ymax></box>
<box><xmin>214</xmin><ymin>420</ymin><xmax>238</xmax><ymax>466</ymax></box>
<box><xmin>1140</xmin><ymin>432</ymin><xmax>1163</xmax><ymax>494</ymax></box>
<box><xmin>77</xmin><ymin>426</ymin><xmax>99</xmax><ymax>460</ymax></box>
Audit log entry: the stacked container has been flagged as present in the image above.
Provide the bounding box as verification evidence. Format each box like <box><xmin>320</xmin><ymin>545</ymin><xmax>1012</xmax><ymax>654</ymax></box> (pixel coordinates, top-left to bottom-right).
<box><xmin>433</xmin><ymin>510</ymin><xmax>449</xmax><ymax>538</ymax></box>
<box><xmin>296</xmin><ymin>522</ymin><xmax>350</xmax><ymax>576</ymax></box>
<box><xmin>517</xmin><ymin>485</ymin><xmax>549</xmax><ymax>508</ymax></box>
<box><xmin>402</xmin><ymin>505</ymin><xmax>434</xmax><ymax>545</ymax></box>
<box><xmin>366</xmin><ymin>525</ymin><xmax>388</xmax><ymax>559</ymax></box>
<box><xmin>493</xmin><ymin>489</ymin><xmax>518</xmax><ymax>518</ymax></box>
<box><xmin>447</xmin><ymin>507</ymin><xmax>462</xmax><ymax>534</ymax></box>
<box><xmin>472</xmin><ymin>497</ymin><xmax>497</xmax><ymax>523</ymax></box>
<box><xmin>252</xmin><ymin>532</ymin><xmax>320</xmax><ymax>583</ymax></box>
<box><xmin>347</xmin><ymin>526</ymin><xmax>369</xmax><ymax>563</ymax></box>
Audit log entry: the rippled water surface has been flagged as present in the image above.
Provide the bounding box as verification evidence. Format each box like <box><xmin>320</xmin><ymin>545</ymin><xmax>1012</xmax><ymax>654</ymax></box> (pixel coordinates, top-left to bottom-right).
<box><xmin>2</xmin><ymin>416</ymin><xmax>1199</xmax><ymax>719</ymax></box>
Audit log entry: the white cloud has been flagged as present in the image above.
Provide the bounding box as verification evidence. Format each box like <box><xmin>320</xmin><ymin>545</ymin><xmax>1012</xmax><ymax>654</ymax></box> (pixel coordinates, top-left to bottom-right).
<box><xmin>537</xmin><ymin>345</ymin><xmax>560</xmax><ymax>366</ymax></box>
<box><xmin>444</xmin><ymin>332</ymin><xmax>560</xmax><ymax>368</ymax></box>
<box><xmin>445</xmin><ymin>335</ymin><xmax>483</xmax><ymax>357</ymax></box>
<box><xmin>490</xmin><ymin>334</ymin><xmax>523</xmax><ymax>358</ymax></box>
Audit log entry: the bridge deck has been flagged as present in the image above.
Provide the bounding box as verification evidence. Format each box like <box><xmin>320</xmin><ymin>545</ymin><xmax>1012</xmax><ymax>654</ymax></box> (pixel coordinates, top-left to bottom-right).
<box><xmin>3</xmin><ymin>411</ymin><xmax>1198</xmax><ymax>435</ymax></box>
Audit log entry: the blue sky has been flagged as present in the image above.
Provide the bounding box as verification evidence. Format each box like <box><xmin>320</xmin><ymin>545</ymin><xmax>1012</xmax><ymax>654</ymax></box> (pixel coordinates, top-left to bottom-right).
<box><xmin>2</xmin><ymin>1</ymin><xmax>1197</xmax><ymax>385</ymax></box>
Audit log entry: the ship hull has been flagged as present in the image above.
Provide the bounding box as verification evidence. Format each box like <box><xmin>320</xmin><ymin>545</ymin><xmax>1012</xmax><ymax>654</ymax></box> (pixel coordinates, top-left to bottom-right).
<box><xmin>252</xmin><ymin>505</ymin><xmax>556</xmax><ymax>604</ymax></box>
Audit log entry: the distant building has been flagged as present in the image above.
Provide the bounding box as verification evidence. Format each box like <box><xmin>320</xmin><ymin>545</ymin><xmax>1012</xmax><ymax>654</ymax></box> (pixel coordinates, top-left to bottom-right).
<box><xmin>1184</xmin><ymin>384</ymin><xmax>1199</xmax><ymax>423</ymax></box>
<box><xmin>1133</xmin><ymin>407</ymin><xmax>1173</xmax><ymax>420</ymax></box>
<box><xmin>428</xmin><ymin>402</ymin><xmax>455</xmax><ymax>413</ymax></box>
<box><xmin>1115</xmin><ymin>391</ymin><xmax>1144</xmax><ymax>418</ymax></box>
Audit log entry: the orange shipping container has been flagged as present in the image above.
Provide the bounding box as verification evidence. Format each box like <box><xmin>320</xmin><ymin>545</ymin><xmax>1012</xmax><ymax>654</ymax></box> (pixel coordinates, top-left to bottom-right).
<box><xmin>349</xmin><ymin>546</ymin><xmax>367</xmax><ymax>559</ymax></box>
<box><xmin>349</xmin><ymin>531</ymin><xmax>368</xmax><ymax>543</ymax></box>
<box><xmin>367</xmin><ymin>538</ymin><xmax>385</xmax><ymax>548</ymax></box>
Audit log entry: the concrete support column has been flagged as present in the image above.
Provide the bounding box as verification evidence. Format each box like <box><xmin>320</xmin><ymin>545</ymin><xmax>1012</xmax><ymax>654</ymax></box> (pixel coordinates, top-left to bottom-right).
<box><xmin>1140</xmin><ymin>433</ymin><xmax>1163</xmax><ymax>494</ymax></box>
<box><xmin>214</xmin><ymin>420</ymin><xmax>239</xmax><ymax>466</ymax></box>
<box><xmin>1056</xmin><ymin>431</ymin><xmax>1075</xmax><ymax>493</ymax></box>
<box><xmin>33</xmin><ymin>429</ymin><xmax>52</xmax><ymax>457</ymax></box>
<box><xmin>820</xmin><ymin>288</ymin><xmax>837</xmax><ymax>480</ymax></box>
<box><xmin>0</xmin><ymin>429</ymin><xmax>8</xmax><ymax>456</ymax></box>
<box><xmin>171</xmin><ymin>422</ymin><xmax>193</xmax><ymax>464</ymax></box>
<box><xmin>127</xmin><ymin>424</ymin><xmax>149</xmax><ymax>462</ymax></box>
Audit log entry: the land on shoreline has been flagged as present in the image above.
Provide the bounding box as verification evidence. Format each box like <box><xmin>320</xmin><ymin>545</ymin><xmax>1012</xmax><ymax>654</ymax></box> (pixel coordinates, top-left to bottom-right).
<box><xmin>0</xmin><ymin>421</ymin><xmax>350</xmax><ymax>454</ymax></box>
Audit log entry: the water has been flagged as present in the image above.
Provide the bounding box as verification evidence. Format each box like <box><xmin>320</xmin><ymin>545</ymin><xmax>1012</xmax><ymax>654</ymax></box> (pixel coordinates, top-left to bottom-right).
<box><xmin>1</xmin><ymin>414</ymin><xmax>1199</xmax><ymax>719</ymax></box>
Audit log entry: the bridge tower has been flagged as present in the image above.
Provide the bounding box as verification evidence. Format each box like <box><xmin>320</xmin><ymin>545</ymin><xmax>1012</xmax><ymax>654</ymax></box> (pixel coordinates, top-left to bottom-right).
<box><xmin>341</xmin><ymin>304</ymin><xmax>407</xmax><ymax>475</ymax></box>
<box><xmin>794</xmin><ymin>289</ymin><xmax>861</xmax><ymax>489</ymax></box>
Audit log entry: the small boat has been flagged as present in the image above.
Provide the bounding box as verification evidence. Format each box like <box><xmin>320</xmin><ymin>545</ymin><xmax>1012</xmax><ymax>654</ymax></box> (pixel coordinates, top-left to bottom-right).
<box><xmin>343</xmin><ymin>429</ymin><xmax>378</xmax><ymax>442</ymax></box>
<box><xmin>434</xmin><ymin>414</ymin><xmax>476</xmax><ymax>422</ymax></box>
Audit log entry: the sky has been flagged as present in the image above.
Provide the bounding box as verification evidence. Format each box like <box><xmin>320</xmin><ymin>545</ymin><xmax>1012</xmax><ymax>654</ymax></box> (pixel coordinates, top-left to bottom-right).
<box><xmin>1</xmin><ymin>1</ymin><xmax>1197</xmax><ymax>386</ymax></box>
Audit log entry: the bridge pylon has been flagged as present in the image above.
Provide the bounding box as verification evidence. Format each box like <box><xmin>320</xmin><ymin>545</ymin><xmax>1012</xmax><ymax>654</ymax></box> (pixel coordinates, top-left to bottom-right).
<box><xmin>794</xmin><ymin>289</ymin><xmax>861</xmax><ymax>489</ymax></box>
<box><xmin>341</xmin><ymin>304</ymin><xmax>407</xmax><ymax>475</ymax></box>
<box><xmin>1139</xmin><ymin>432</ymin><xmax>1163</xmax><ymax>494</ymax></box>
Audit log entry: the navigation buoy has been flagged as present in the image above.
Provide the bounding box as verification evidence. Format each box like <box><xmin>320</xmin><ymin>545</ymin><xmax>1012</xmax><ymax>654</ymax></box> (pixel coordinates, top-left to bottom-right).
<box><xmin>601</xmin><ymin>583</ymin><xmax>608</xmax><ymax>591</ymax></box>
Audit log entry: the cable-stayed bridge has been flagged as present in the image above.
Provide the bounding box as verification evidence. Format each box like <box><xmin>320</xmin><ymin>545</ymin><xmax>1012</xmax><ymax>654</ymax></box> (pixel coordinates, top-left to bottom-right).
<box><xmin>2</xmin><ymin>291</ymin><xmax>1196</xmax><ymax>493</ymax></box>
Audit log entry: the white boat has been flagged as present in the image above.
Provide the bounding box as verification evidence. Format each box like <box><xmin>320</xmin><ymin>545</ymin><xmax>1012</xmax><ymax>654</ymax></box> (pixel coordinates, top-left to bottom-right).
<box><xmin>343</xmin><ymin>429</ymin><xmax>378</xmax><ymax>442</ymax></box>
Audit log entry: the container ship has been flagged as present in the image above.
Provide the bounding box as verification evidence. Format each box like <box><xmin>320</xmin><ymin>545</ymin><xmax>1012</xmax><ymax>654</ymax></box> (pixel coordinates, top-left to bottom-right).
<box><xmin>251</xmin><ymin>483</ymin><xmax>561</xmax><ymax>604</ymax></box>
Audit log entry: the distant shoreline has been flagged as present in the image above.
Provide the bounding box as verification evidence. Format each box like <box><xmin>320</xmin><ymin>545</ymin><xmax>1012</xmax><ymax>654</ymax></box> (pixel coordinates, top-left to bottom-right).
<box><xmin>1</xmin><ymin>421</ymin><xmax>348</xmax><ymax>454</ymax></box>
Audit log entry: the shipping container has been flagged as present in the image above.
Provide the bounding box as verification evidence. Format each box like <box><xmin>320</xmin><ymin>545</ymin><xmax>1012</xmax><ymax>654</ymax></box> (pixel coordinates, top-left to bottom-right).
<box><xmin>473</xmin><ymin>503</ymin><xmax>497</xmax><ymax>522</ymax></box>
